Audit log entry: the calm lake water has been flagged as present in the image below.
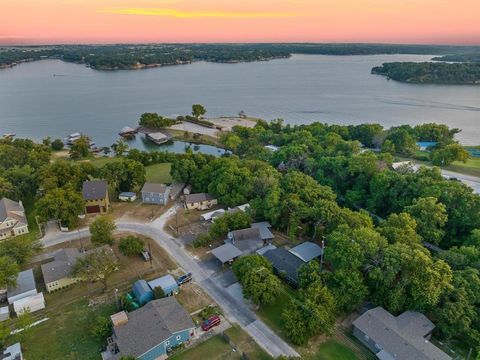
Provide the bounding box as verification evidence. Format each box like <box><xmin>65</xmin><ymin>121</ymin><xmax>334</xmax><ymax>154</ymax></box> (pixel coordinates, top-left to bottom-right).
<box><xmin>1</xmin><ymin>54</ymin><xmax>479</xmax><ymax>146</ymax></box>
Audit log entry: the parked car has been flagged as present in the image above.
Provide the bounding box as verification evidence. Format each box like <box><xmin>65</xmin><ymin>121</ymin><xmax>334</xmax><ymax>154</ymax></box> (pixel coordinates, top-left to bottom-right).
<box><xmin>177</xmin><ymin>272</ymin><xmax>192</xmax><ymax>285</ymax></box>
<box><xmin>201</xmin><ymin>315</ymin><xmax>221</xmax><ymax>331</ymax></box>
<box><xmin>141</xmin><ymin>250</ymin><xmax>151</xmax><ymax>262</ymax></box>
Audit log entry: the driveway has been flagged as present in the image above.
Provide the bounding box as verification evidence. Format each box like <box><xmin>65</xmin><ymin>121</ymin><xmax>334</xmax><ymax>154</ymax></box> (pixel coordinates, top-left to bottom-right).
<box><xmin>40</xmin><ymin>206</ymin><xmax>299</xmax><ymax>358</ymax></box>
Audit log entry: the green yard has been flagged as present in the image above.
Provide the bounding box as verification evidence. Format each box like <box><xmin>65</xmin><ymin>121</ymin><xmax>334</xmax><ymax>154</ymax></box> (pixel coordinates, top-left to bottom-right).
<box><xmin>446</xmin><ymin>156</ymin><xmax>480</xmax><ymax>177</ymax></box>
<box><xmin>314</xmin><ymin>340</ymin><xmax>359</xmax><ymax>360</ymax></box>
<box><xmin>23</xmin><ymin>299</ymin><xmax>116</xmax><ymax>360</ymax></box>
<box><xmin>171</xmin><ymin>325</ymin><xmax>271</xmax><ymax>360</ymax></box>
<box><xmin>145</xmin><ymin>163</ymin><xmax>173</xmax><ymax>183</ymax></box>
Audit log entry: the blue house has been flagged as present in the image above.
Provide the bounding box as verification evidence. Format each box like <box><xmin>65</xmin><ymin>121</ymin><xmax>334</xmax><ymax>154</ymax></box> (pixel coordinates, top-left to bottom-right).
<box><xmin>132</xmin><ymin>280</ymin><xmax>154</xmax><ymax>306</ymax></box>
<box><xmin>141</xmin><ymin>183</ymin><xmax>170</xmax><ymax>205</ymax></box>
<box><xmin>113</xmin><ymin>297</ymin><xmax>195</xmax><ymax>359</ymax></box>
<box><xmin>148</xmin><ymin>274</ymin><xmax>179</xmax><ymax>296</ymax></box>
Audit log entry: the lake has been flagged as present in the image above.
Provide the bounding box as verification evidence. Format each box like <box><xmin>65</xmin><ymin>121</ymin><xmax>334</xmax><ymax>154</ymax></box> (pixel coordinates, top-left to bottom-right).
<box><xmin>1</xmin><ymin>54</ymin><xmax>479</xmax><ymax>146</ymax></box>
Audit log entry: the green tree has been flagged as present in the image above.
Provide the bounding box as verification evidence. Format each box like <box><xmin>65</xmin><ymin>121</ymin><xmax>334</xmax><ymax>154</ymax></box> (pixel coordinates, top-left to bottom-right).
<box><xmin>220</xmin><ymin>133</ymin><xmax>241</xmax><ymax>153</ymax></box>
<box><xmin>386</xmin><ymin>128</ymin><xmax>418</xmax><ymax>156</ymax></box>
<box><xmin>368</xmin><ymin>243</ymin><xmax>453</xmax><ymax>313</ymax></box>
<box><xmin>0</xmin><ymin>177</ymin><xmax>14</xmax><ymax>199</ymax></box>
<box><xmin>90</xmin><ymin>215</ymin><xmax>117</xmax><ymax>246</ymax></box>
<box><xmin>431</xmin><ymin>143</ymin><xmax>470</xmax><ymax>166</ymax></box>
<box><xmin>100</xmin><ymin>159</ymin><xmax>146</xmax><ymax>192</ymax></box>
<box><xmin>298</xmin><ymin>261</ymin><xmax>321</xmax><ymax>289</ymax></box>
<box><xmin>69</xmin><ymin>135</ymin><xmax>91</xmax><ymax>160</ymax></box>
<box><xmin>232</xmin><ymin>255</ymin><xmax>281</xmax><ymax>305</ymax></box>
<box><xmin>90</xmin><ymin>315</ymin><xmax>112</xmax><ymax>341</ymax></box>
<box><xmin>324</xmin><ymin>269</ymin><xmax>368</xmax><ymax>313</ymax></box>
<box><xmin>0</xmin><ymin>320</ymin><xmax>11</xmax><ymax>348</ymax></box>
<box><xmin>378</xmin><ymin>212</ymin><xmax>422</xmax><ymax>245</ymax></box>
<box><xmin>15</xmin><ymin>309</ymin><xmax>34</xmax><ymax>344</ymax></box>
<box><xmin>405</xmin><ymin>197</ymin><xmax>448</xmax><ymax>245</ymax></box>
<box><xmin>36</xmin><ymin>188</ymin><xmax>85</xmax><ymax>229</ymax></box>
<box><xmin>381</xmin><ymin>139</ymin><xmax>395</xmax><ymax>154</ymax></box>
<box><xmin>153</xmin><ymin>286</ymin><xmax>165</xmax><ymax>299</ymax></box>
<box><xmin>111</xmin><ymin>139</ymin><xmax>129</xmax><ymax>157</ymax></box>
<box><xmin>0</xmin><ymin>237</ymin><xmax>40</xmax><ymax>267</ymax></box>
<box><xmin>73</xmin><ymin>248</ymin><xmax>118</xmax><ymax>290</ymax></box>
<box><xmin>119</xmin><ymin>236</ymin><xmax>144</xmax><ymax>256</ymax></box>
<box><xmin>0</xmin><ymin>256</ymin><xmax>19</xmax><ymax>288</ymax></box>
<box><xmin>192</xmin><ymin>104</ymin><xmax>206</xmax><ymax>119</ymax></box>
<box><xmin>51</xmin><ymin>138</ymin><xmax>64</xmax><ymax>151</ymax></box>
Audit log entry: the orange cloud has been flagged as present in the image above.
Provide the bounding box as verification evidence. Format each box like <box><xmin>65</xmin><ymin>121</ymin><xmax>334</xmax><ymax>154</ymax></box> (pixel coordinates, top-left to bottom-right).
<box><xmin>105</xmin><ymin>7</ymin><xmax>301</xmax><ymax>18</ymax></box>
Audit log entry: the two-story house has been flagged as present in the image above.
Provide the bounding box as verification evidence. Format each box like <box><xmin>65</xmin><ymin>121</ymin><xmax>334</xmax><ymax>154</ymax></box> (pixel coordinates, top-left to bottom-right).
<box><xmin>0</xmin><ymin>198</ymin><xmax>29</xmax><ymax>240</ymax></box>
<box><xmin>82</xmin><ymin>180</ymin><xmax>109</xmax><ymax>214</ymax></box>
<box><xmin>110</xmin><ymin>297</ymin><xmax>195</xmax><ymax>360</ymax></box>
<box><xmin>183</xmin><ymin>193</ymin><xmax>217</xmax><ymax>210</ymax></box>
<box><xmin>141</xmin><ymin>183</ymin><xmax>170</xmax><ymax>205</ymax></box>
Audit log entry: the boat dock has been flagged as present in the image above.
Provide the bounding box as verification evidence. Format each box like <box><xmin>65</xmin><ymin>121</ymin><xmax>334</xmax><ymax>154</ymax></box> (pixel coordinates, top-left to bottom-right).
<box><xmin>145</xmin><ymin>132</ymin><xmax>171</xmax><ymax>145</ymax></box>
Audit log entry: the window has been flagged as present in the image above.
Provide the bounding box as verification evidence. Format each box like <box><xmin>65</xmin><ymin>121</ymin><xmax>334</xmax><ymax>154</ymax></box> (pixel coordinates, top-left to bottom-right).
<box><xmin>165</xmin><ymin>340</ymin><xmax>170</xmax><ymax>346</ymax></box>
<box><xmin>176</xmin><ymin>335</ymin><xmax>181</xmax><ymax>341</ymax></box>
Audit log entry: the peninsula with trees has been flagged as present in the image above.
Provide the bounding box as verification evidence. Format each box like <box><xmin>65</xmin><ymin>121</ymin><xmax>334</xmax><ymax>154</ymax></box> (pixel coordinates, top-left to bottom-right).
<box><xmin>371</xmin><ymin>62</ymin><xmax>480</xmax><ymax>84</ymax></box>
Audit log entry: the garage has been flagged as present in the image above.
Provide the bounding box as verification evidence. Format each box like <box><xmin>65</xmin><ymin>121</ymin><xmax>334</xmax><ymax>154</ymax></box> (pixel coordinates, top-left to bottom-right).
<box><xmin>86</xmin><ymin>205</ymin><xmax>100</xmax><ymax>214</ymax></box>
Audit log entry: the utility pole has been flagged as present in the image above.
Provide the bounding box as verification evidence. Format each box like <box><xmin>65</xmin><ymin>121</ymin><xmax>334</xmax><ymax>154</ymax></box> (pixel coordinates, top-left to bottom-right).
<box><xmin>319</xmin><ymin>238</ymin><xmax>325</xmax><ymax>271</ymax></box>
<box><xmin>148</xmin><ymin>243</ymin><xmax>153</xmax><ymax>269</ymax></box>
<box><xmin>114</xmin><ymin>288</ymin><xmax>120</xmax><ymax>310</ymax></box>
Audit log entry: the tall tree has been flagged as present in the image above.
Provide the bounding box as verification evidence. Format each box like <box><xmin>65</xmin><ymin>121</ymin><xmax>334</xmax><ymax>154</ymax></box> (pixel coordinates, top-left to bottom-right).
<box><xmin>405</xmin><ymin>197</ymin><xmax>448</xmax><ymax>245</ymax></box>
<box><xmin>69</xmin><ymin>135</ymin><xmax>91</xmax><ymax>160</ymax></box>
<box><xmin>191</xmin><ymin>104</ymin><xmax>206</xmax><ymax>119</ymax></box>
<box><xmin>0</xmin><ymin>256</ymin><xmax>19</xmax><ymax>288</ymax></box>
<box><xmin>378</xmin><ymin>212</ymin><xmax>422</xmax><ymax>245</ymax></box>
<box><xmin>36</xmin><ymin>188</ymin><xmax>85</xmax><ymax>228</ymax></box>
<box><xmin>73</xmin><ymin>248</ymin><xmax>118</xmax><ymax>290</ymax></box>
<box><xmin>90</xmin><ymin>215</ymin><xmax>117</xmax><ymax>246</ymax></box>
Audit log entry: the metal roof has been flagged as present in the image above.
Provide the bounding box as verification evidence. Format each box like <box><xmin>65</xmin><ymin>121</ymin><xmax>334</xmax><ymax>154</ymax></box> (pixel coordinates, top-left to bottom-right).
<box><xmin>251</xmin><ymin>222</ymin><xmax>274</xmax><ymax>240</ymax></box>
<box><xmin>7</xmin><ymin>269</ymin><xmax>36</xmax><ymax>298</ymax></box>
<box><xmin>211</xmin><ymin>243</ymin><xmax>242</xmax><ymax>263</ymax></box>
<box><xmin>148</xmin><ymin>274</ymin><xmax>177</xmax><ymax>291</ymax></box>
<box><xmin>256</xmin><ymin>244</ymin><xmax>277</xmax><ymax>256</ymax></box>
<box><xmin>184</xmin><ymin>193</ymin><xmax>216</xmax><ymax>204</ymax></box>
<box><xmin>353</xmin><ymin>307</ymin><xmax>451</xmax><ymax>360</ymax></box>
<box><xmin>289</xmin><ymin>242</ymin><xmax>322</xmax><ymax>262</ymax></box>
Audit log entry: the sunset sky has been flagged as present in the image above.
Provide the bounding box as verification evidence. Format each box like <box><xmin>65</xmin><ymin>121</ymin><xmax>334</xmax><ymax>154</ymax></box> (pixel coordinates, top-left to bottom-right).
<box><xmin>1</xmin><ymin>0</ymin><xmax>479</xmax><ymax>45</ymax></box>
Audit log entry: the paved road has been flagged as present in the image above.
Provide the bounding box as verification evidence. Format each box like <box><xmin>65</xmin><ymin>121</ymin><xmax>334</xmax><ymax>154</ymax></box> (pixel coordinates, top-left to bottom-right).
<box><xmin>440</xmin><ymin>169</ymin><xmax>480</xmax><ymax>194</ymax></box>
<box><xmin>41</xmin><ymin>207</ymin><xmax>299</xmax><ymax>358</ymax></box>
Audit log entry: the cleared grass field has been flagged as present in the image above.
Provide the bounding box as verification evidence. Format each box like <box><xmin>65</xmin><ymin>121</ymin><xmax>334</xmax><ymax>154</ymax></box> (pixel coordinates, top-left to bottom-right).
<box><xmin>23</xmin><ymin>299</ymin><xmax>116</xmax><ymax>360</ymax></box>
<box><xmin>315</xmin><ymin>340</ymin><xmax>359</xmax><ymax>360</ymax></box>
<box><xmin>146</xmin><ymin>163</ymin><xmax>173</xmax><ymax>184</ymax></box>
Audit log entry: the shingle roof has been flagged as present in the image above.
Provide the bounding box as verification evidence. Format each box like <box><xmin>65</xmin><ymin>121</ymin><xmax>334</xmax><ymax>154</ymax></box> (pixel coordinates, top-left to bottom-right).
<box><xmin>7</xmin><ymin>269</ymin><xmax>36</xmax><ymax>298</ymax></box>
<box><xmin>289</xmin><ymin>242</ymin><xmax>322</xmax><ymax>263</ymax></box>
<box><xmin>211</xmin><ymin>243</ymin><xmax>242</xmax><ymax>263</ymax></box>
<box><xmin>184</xmin><ymin>193</ymin><xmax>216</xmax><ymax>204</ymax></box>
<box><xmin>114</xmin><ymin>297</ymin><xmax>194</xmax><ymax>357</ymax></box>
<box><xmin>40</xmin><ymin>248</ymin><xmax>84</xmax><ymax>284</ymax></box>
<box><xmin>231</xmin><ymin>228</ymin><xmax>262</xmax><ymax>242</ymax></box>
<box><xmin>148</xmin><ymin>274</ymin><xmax>178</xmax><ymax>291</ymax></box>
<box><xmin>82</xmin><ymin>180</ymin><xmax>108</xmax><ymax>200</ymax></box>
<box><xmin>141</xmin><ymin>182</ymin><xmax>168</xmax><ymax>194</ymax></box>
<box><xmin>263</xmin><ymin>248</ymin><xmax>304</xmax><ymax>284</ymax></box>
<box><xmin>353</xmin><ymin>307</ymin><xmax>451</xmax><ymax>360</ymax></box>
<box><xmin>251</xmin><ymin>222</ymin><xmax>274</xmax><ymax>240</ymax></box>
<box><xmin>0</xmin><ymin>198</ymin><xmax>26</xmax><ymax>224</ymax></box>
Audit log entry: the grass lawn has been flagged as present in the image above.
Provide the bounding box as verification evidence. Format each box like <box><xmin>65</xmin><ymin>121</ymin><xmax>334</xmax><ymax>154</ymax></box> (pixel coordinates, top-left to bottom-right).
<box><xmin>88</xmin><ymin>156</ymin><xmax>123</xmax><ymax>168</ymax></box>
<box><xmin>314</xmin><ymin>340</ymin><xmax>359</xmax><ymax>360</ymax></box>
<box><xmin>22</xmin><ymin>299</ymin><xmax>116</xmax><ymax>360</ymax></box>
<box><xmin>446</xmin><ymin>156</ymin><xmax>480</xmax><ymax>177</ymax></box>
<box><xmin>256</xmin><ymin>285</ymin><xmax>296</xmax><ymax>342</ymax></box>
<box><xmin>170</xmin><ymin>334</ymin><xmax>240</xmax><ymax>360</ymax></box>
<box><xmin>145</xmin><ymin>163</ymin><xmax>172</xmax><ymax>184</ymax></box>
<box><xmin>171</xmin><ymin>325</ymin><xmax>271</xmax><ymax>360</ymax></box>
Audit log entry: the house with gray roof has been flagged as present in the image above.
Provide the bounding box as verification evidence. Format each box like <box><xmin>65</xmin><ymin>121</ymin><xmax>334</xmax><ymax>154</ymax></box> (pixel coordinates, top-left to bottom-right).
<box><xmin>82</xmin><ymin>180</ymin><xmax>109</xmax><ymax>214</ymax></box>
<box><xmin>41</xmin><ymin>248</ymin><xmax>85</xmax><ymax>292</ymax></box>
<box><xmin>0</xmin><ymin>198</ymin><xmax>29</xmax><ymax>240</ymax></box>
<box><xmin>211</xmin><ymin>243</ymin><xmax>243</xmax><ymax>265</ymax></box>
<box><xmin>353</xmin><ymin>307</ymin><xmax>452</xmax><ymax>360</ymax></box>
<box><xmin>141</xmin><ymin>183</ymin><xmax>170</xmax><ymax>205</ymax></box>
<box><xmin>289</xmin><ymin>242</ymin><xmax>322</xmax><ymax>263</ymax></box>
<box><xmin>111</xmin><ymin>297</ymin><xmax>195</xmax><ymax>359</ymax></box>
<box><xmin>251</xmin><ymin>222</ymin><xmax>274</xmax><ymax>241</ymax></box>
<box><xmin>263</xmin><ymin>248</ymin><xmax>305</xmax><ymax>287</ymax></box>
<box><xmin>228</xmin><ymin>228</ymin><xmax>264</xmax><ymax>253</ymax></box>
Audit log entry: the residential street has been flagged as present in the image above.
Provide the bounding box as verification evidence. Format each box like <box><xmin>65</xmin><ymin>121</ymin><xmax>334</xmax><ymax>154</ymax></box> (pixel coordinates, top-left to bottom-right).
<box><xmin>440</xmin><ymin>169</ymin><xmax>480</xmax><ymax>194</ymax></box>
<box><xmin>40</xmin><ymin>206</ymin><xmax>300</xmax><ymax>358</ymax></box>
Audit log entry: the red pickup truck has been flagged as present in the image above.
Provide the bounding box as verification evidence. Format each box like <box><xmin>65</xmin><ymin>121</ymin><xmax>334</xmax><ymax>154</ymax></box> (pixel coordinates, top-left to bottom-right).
<box><xmin>201</xmin><ymin>315</ymin><xmax>221</xmax><ymax>331</ymax></box>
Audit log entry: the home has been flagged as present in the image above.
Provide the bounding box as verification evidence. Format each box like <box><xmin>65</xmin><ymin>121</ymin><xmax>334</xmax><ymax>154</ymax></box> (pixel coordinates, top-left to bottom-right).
<box><xmin>141</xmin><ymin>183</ymin><xmax>170</xmax><ymax>205</ymax></box>
<box><xmin>263</xmin><ymin>248</ymin><xmax>305</xmax><ymax>287</ymax></box>
<box><xmin>82</xmin><ymin>180</ymin><xmax>109</xmax><ymax>214</ymax></box>
<box><xmin>109</xmin><ymin>297</ymin><xmax>195</xmax><ymax>359</ymax></box>
<box><xmin>41</xmin><ymin>248</ymin><xmax>85</xmax><ymax>292</ymax></box>
<box><xmin>211</xmin><ymin>243</ymin><xmax>243</xmax><ymax>266</ymax></box>
<box><xmin>227</xmin><ymin>227</ymin><xmax>264</xmax><ymax>253</ymax></box>
<box><xmin>148</xmin><ymin>274</ymin><xmax>179</xmax><ymax>296</ymax></box>
<box><xmin>0</xmin><ymin>198</ymin><xmax>29</xmax><ymax>240</ymax></box>
<box><xmin>353</xmin><ymin>307</ymin><xmax>452</xmax><ymax>360</ymax></box>
<box><xmin>7</xmin><ymin>269</ymin><xmax>37</xmax><ymax>304</ymax></box>
<box><xmin>184</xmin><ymin>193</ymin><xmax>217</xmax><ymax>210</ymax></box>
<box><xmin>250</xmin><ymin>222</ymin><xmax>274</xmax><ymax>242</ymax></box>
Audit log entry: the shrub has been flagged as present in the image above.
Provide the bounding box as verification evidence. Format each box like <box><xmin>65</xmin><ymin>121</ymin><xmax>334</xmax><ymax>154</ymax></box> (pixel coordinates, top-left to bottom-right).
<box><xmin>51</xmin><ymin>138</ymin><xmax>64</xmax><ymax>151</ymax></box>
<box><xmin>119</xmin><ymin>236</ymin><xmax>145</xmax><ymax>256</ymax></box>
